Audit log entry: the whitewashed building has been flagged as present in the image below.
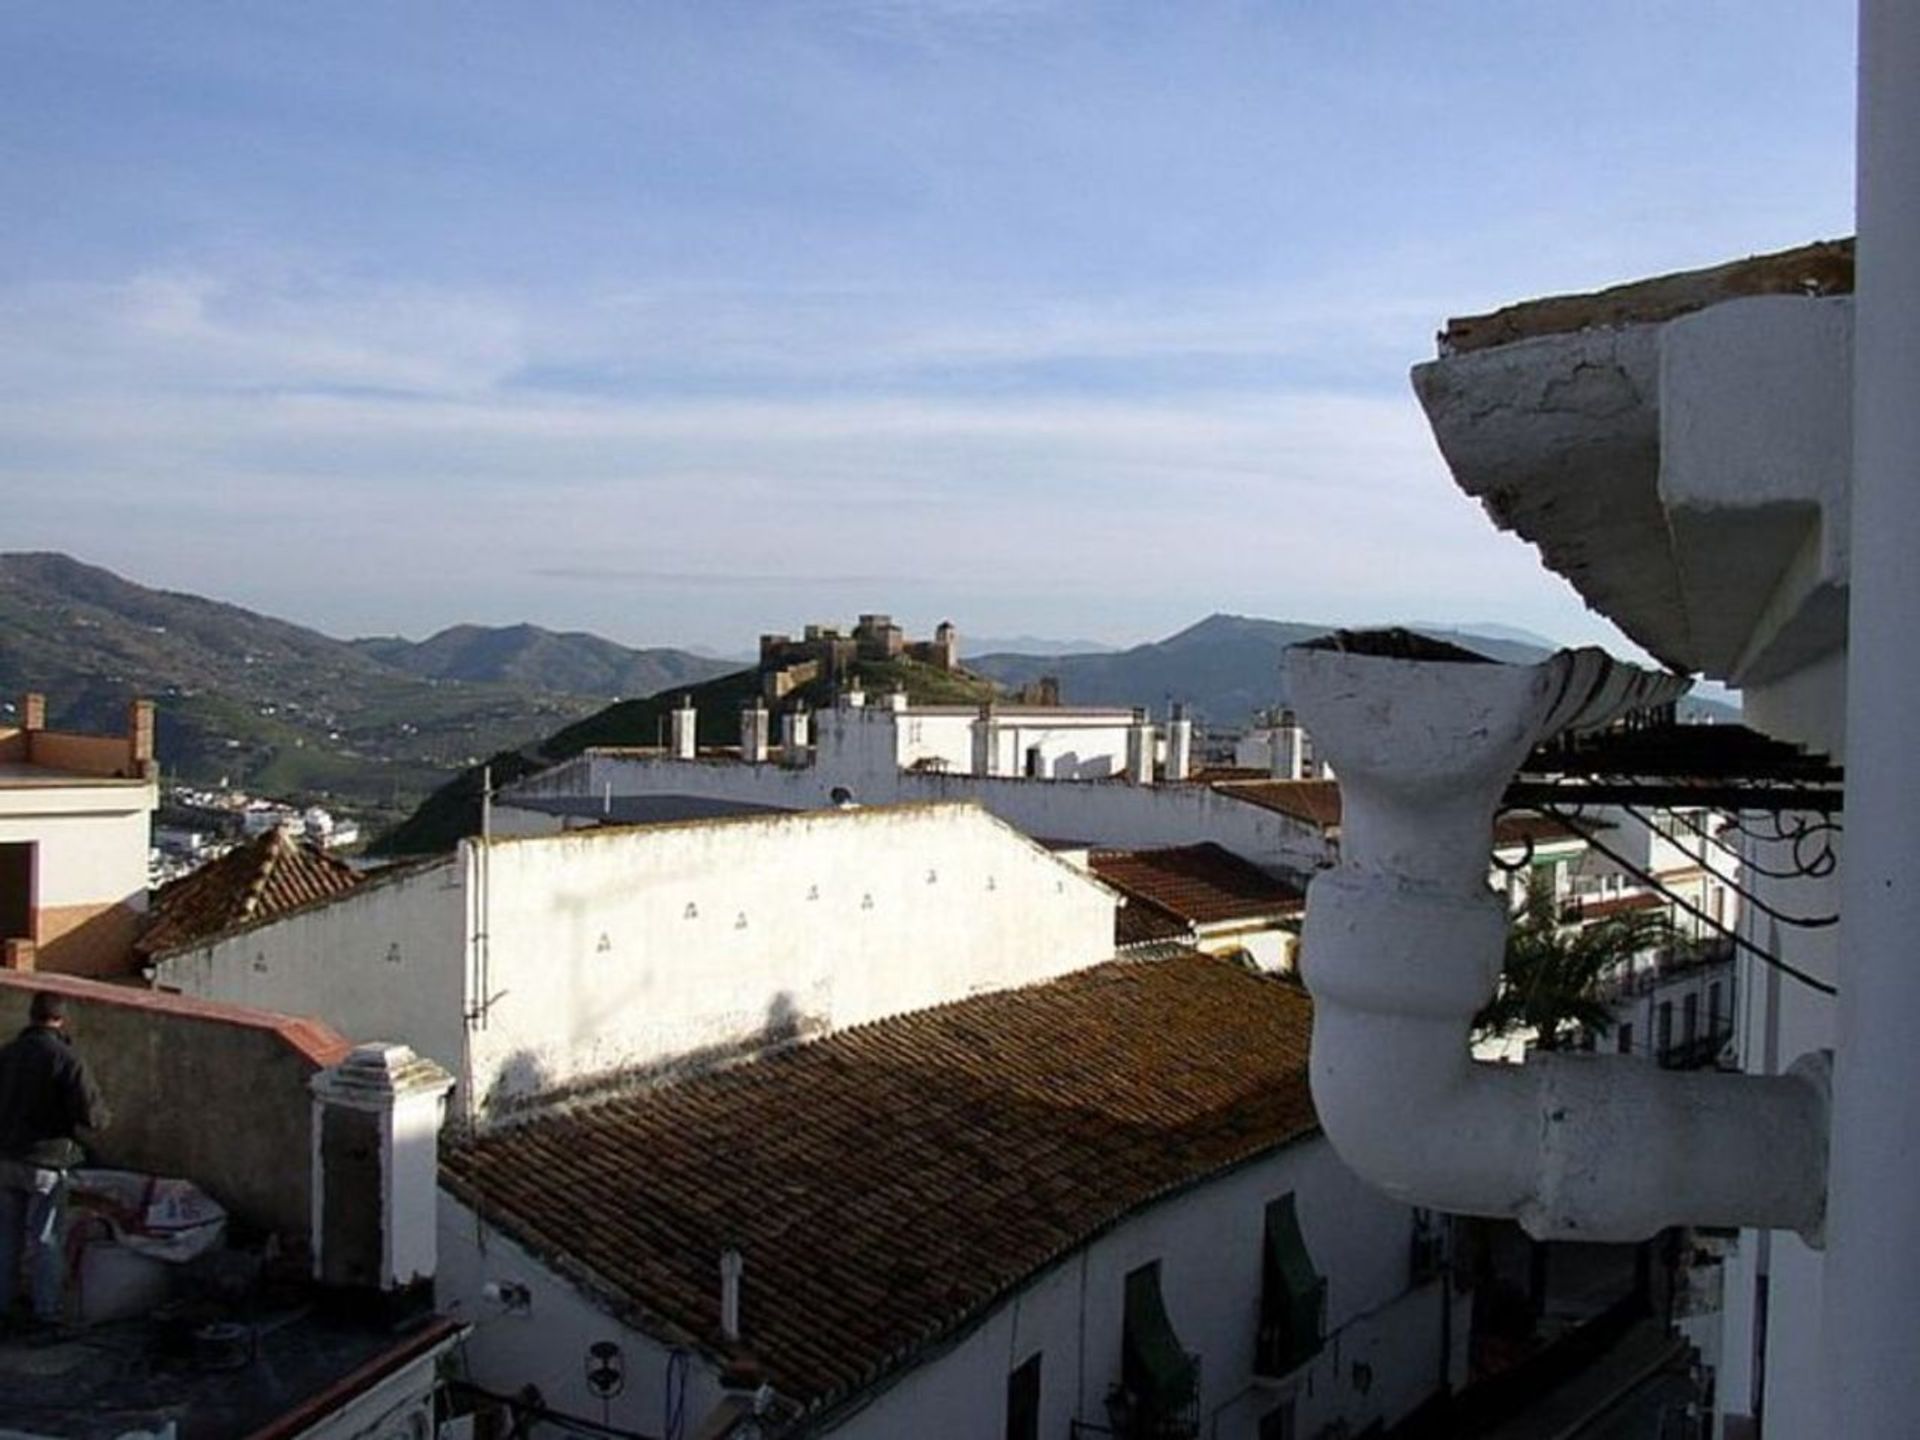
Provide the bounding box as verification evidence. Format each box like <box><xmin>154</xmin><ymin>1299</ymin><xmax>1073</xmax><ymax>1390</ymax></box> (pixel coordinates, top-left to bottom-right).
<box><xmin>438</xmin><ymin>953</ymin><xmax>1467</xmax><ymax>1440</ymax></box>
<box><xmin>150</xmin><ymin>801</ymin><xmax>1119</xmax><ymax>1124</ymax></box>
<box><xmin>0</xmin><ymin>693</ymin><xmax>157</xmax><ymax>976</ymax></box>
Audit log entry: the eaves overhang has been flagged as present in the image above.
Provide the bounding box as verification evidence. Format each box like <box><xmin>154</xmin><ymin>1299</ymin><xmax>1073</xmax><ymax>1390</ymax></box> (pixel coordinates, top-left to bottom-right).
<box><xmin>1413</xmin><ymin>240</ymin><xmax>1856</xmax><ymax>688</ymax></box>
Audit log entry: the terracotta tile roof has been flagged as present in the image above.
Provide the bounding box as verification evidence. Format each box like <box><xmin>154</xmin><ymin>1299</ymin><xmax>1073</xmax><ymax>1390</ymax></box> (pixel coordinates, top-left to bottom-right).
<box><xmin>441</xmin><ymin>954</ymin><xmax>1318</xmax><ymax>1415</ymax></box>
<box><xmin>1491</xmin><ymin>813</ymin><xmax>1583</xmax><ymax>851</ymax></box>
<box><xmin>1114</xmin><ymin>895</ymin><xmax>1192</xmax><ymax>948</ymax></box>
<box><xmin>139</xmin><ymin>830</ymin><xmax>363</xmax><ymax>958</ymax></box>
<box><xmin>1570</xmin><ymin>891</ymin><xmax>1667</xmax><ymax>921</ymax></box>
<box><xmin>1091</xmin><ymin>844</ymin><xmax>1304</xmax><ymax>927</ymax></box>
<box><xmin>1212</xmin><ymin>778</ymin><xmax>1343</xmax><ymax>829</ymax></box>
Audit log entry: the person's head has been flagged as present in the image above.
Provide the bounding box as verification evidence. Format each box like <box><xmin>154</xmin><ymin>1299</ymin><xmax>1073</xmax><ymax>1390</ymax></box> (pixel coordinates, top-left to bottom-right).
<box><xmin>27</xmin><ymin>992</ymin><xmax>66</xmax><ymax>1029</ymax></box>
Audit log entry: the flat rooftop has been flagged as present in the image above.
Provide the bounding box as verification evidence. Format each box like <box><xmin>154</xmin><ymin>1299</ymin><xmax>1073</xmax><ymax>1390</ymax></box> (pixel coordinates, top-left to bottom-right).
<box><xmin>0</xmin><ymin>1308</ymin><xmax>462</xmax><ymax>1440</ymax></box>
<box><xmin>0</xmin><ymin>760</ymin><xmax>150</xmax><ymax>789</ymax></box>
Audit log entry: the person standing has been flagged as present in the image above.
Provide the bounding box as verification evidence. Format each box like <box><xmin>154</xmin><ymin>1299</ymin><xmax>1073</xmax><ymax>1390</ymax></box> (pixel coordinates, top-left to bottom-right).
<box><xmin>0</xmin><ymin>991</ymin><xmax>108</xmax><ymax>1330</ymax></box>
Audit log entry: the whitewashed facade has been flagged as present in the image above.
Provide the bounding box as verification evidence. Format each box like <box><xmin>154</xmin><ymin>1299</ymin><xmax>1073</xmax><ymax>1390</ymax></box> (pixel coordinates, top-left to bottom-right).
<box><xmin>152</xmin><ymin>801</ymin><xmax>1119</xmax><ymax>1122</ymax></box>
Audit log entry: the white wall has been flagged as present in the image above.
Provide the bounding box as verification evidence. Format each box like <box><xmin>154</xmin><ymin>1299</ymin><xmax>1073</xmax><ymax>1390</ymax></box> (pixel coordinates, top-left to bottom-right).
<box><xmin>516</xmin><ymin>751</ymin><xmax>1332</xmax><ymax>876</ymax></box>
<box><xmin>439</xmin><ymin>1191</ymin><xmax>731</xmax><ymax>1439</ymax></box>
<box><xmin>442</xmin><ymin>1136</ymin><xmax>1458</xmax><ymax>1440</ymax></box>
<box><xmin>159</xmin><ymin>802</ymin><xmax>1117</xmax><ymax>1124</ymax></box>
<box><xmin>0</xmin><ymin>782</ymin><xmax>153</xmax><ymax>911</ymax></box>
<box><xmin>467</xmin><ymin>803</ymin><xmax>1117</xmax><ymax>1113</ymax></box>
<box><xmin>152</xmin><ymin>859</ymin><xmax>471</xmax><ymax>1093</ymax></box>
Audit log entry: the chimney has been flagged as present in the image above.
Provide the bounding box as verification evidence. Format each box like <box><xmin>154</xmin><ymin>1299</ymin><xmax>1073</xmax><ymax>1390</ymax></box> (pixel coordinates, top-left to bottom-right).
<box><xmin>971</xmin><ymin>701</ymin><xmax>1000</xmax><ymax>777</ymax></box>
<box><xmin>128</xmin><ymin>698</ymin><xmax>155</xmax><ymax>776</ymax></box>
<box><xmin>720</xmin><ymin>1248</ymin><xmax>744</xmax><ymax>1342</ymax></box>
<box><xmin>885</xmin><ymin>686</ymin><xmax>909</xmax><ymax>713</ymax></box>
<box><xmin>20</xmin><ymin>694</ymin><xmax>45</xmax><ymax>732</ymax></box>
<box><xmin>844</xmin><ymin>685</ymin><xmax>866</xmax><ymax>710</ymax></box>
<box><xmin>1269</xmin><ymin>710</ymin><xmax>1308</xmax><ymax>780</ymax></box>
<box><xmin>310</xmin><ymin>1044</ymin><xmax>455</xmax><ymax>1303</ymax></box>
<box><xmin>1126</xmin><ymin>708</ymin><xmax>1155</xmax><ymax>785</ymax></box>
<box><xmin>779</xmin><ymin>707</ymin><xmax>811</xmax><ymax>766</ymax></box>
<box><xmin>671</xmin><ymin>696</ymin><xmax>698</xmax><ymax>760</ymax></box>
<box><xmin>740</xmin><ymin>700</ymin><xmax>770</xmax><ymax>764</ymax></box>
<box><xmin>1165</xmin><ymin>703</ymin><xmax>1194</xmax><ymax>782</ymax></box>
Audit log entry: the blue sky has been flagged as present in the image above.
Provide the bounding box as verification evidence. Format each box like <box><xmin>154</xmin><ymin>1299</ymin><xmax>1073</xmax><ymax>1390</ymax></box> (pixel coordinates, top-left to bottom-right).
<box><xmin>1</xmin><ymin>2</ymin><xmax>1856</xmax><ymax>653</ymax></box>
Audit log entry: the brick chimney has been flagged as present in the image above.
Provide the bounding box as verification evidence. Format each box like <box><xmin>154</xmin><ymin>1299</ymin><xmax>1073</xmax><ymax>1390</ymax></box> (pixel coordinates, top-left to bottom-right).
<box><xmin>128</xmin><ymin>699</ymin><xmax>155</xmax><ymax>777</ymax></box>
<box><xmin>310</xmin><ymin>1043</ymin><xmax>455</xmax><ymax>1304</ymax></box>
<box><xmin>19</xmin><ymin>694</ymin><xmax>45</xmax><ymax>733</ymax></box>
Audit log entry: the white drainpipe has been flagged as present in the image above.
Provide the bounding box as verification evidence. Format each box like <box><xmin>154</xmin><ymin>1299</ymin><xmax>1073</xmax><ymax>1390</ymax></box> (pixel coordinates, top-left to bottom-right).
<box><xmin>1290</xmin><ymin>641</ymin><xmax>1829</xmax><ymax>1244</ymax></box>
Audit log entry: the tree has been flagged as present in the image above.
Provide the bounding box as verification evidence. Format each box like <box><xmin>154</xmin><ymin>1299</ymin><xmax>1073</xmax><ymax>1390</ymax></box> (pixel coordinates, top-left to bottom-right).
<box><xmin>1474</xmin><ymin>877</ymin><xmax>1675</xmax><ymax>1052</ymax></box>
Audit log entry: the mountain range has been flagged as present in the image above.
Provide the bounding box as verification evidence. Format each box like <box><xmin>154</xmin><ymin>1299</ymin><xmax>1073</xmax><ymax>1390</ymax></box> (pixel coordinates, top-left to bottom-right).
<box><xmin>1</xmin><ymin>552</ymin><xmax>1733</xmax><ymax>841</ymax></box>
<box><xmin>0</xmin><ymin>553</ymin><xmax>729</xmax><ymax>821</ymax></box>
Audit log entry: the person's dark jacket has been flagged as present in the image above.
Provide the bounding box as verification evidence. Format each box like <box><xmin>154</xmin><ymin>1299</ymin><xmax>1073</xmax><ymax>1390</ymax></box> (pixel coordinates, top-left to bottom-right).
<box><xmin>0</xmin><ymin>1024</ymin><xmax>109</xmax><ymax>1170</ymax></box>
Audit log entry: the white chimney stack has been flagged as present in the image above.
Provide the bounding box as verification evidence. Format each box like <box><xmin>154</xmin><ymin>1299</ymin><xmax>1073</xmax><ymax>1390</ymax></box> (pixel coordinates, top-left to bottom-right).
<box><xmin>740</xmin><ymin>700</ymin><xmax>770</xmax><ymax>764</ymax></box>
<box><xmin>720</xmin><ymin>1248</ymin><xmax>744</xmax><ymax>1342</ymax></box>
<box><xmin>1126</xmin><ymin>708</ymin><xmax>1155</xmax><ymax>785</ymax></box>
<box><xmin>971</xmin><ymin>701</ymin><xmax>1000</xmax><ymax>777</ymax></box>
<box><xmin>885</xmin><ymin>686</ymin><xmax>909</xmax><ymax>713</ymax></box>
<box><xmin>671</xmin><ymin>696</ymin><xmax>698</xmax><ymax>760</ymax></box>
<box><xmin>310</xmin><ymin>1043</ymin><xmax>455</xmax><ymax>1298</ymax></box>
<box><xmin>780</xmin><ymin>707</ymin><xmax>811</xmax><ymax>766</ymax></box>
<box><xmin>1270</xmin><ymin>710</ymin><xmax>1307</xmax><ymax>780</ymax></box>
<box><xmin>1165</xmin><ymin>703</ymin><xmax>1194</xmax><ymax>782</ymax></box>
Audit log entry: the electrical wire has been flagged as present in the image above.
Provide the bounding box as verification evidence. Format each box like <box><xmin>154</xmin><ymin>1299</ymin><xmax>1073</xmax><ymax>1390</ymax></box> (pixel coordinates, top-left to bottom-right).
<box><xmin>1541</xmin><ymin>801</ymin><xmax>1838</xmax><ymax>996</ymax></box>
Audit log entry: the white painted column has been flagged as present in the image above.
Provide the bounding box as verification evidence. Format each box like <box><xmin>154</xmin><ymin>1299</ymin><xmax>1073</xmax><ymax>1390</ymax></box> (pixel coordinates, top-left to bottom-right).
<box><xmin>1824</xmin><ymin>4</ymin><xmax>1920</xmax><ymax>1429</ymax></box>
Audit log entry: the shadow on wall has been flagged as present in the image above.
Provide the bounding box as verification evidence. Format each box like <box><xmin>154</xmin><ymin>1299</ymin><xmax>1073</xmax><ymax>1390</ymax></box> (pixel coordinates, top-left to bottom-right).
<box><xmin>33</xmin><ymin>903</ymin><xmax>144</xmax><ymax>978</ymax></box>
<box><xmin>475</xmin><ymin>990</ymin><xmax>820</xmax><ymax>1129</ymax></box>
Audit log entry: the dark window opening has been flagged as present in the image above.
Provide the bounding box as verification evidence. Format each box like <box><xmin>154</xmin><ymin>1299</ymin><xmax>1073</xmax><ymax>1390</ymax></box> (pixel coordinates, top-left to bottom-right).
<box><xmin>1116</xmin><ymin>1262</ymin><xmax>1199</xmax><ymax>1438</ymax></box>
<box><xmin>1006</xmin><ymin>1351</ymin><xmax>1040</xmax><ymax>1440</ymax></box>
<box><xmin>1618</xmin><ymin>1022</ymin><xmax>1635</xmax><ymax>1055</ymax></box>
<box><xmin>0</xmin><ymin>843</ymin><xmax>33</xmax><ymax>942</ymax></box>
<box><xmin>1256</xmin><ymin>1194</ymin><xmax>1326</xmax><ymax>1377</ymax></box>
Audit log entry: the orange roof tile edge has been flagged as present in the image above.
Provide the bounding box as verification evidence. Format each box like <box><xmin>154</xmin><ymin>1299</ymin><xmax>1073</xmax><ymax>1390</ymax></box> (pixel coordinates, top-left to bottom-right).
<box><xmin>0</xmin><ymin>971</ymin><xmax>352</xmax><ymax>1069</ymax></box>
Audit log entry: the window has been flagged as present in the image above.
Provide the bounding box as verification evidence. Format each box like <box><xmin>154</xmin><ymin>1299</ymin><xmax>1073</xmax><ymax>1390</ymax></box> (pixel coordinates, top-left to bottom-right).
<box><xmin>1656</xmin><ymin>1001</ymin><xmax>1674</xmax><ymax>1056</ymax></box>
<box><xmin>1119</xmin><ymin>1263</ymin><xmax>1198</xmax><ymax>1435</ymax></box>
<box><xmin>0</xmin><ymin>842</ymin><xmax>33</xmax><ymax>943</ymax></box>
<box><xmin>1617</xmin><ymin>1022</ymin><xmax>1634</xmax><ymax>1056</ymax></box>
<box><xmin>1709</xmin><ymin>982</ymin><xmax>1724</xmax><ymax>1033</ymax></box>
<box><xmin>1682</xmin><ymin>992</ymin><xmax>1699</xmax><ymax>1047</ymax></box>
<box><xmin>1006</xmin><ymin>1352</ymin><xmax>1040</xmax><ymax>1440</ymax></box>
<box><xmin>1256</xmin><ymin>1195</ymin><xmax>1326</xmax><ymax>1376</ymax></box>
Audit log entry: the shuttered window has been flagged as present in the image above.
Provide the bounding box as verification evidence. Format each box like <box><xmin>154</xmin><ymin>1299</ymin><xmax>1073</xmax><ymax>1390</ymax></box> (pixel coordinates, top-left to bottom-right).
<box><xmin>1255</xmin><ymin>1194</ymin><xmax>1326</xmax><ymax>1376</ymax></box>
<box><xmin>1123</xmin><ymin>1262</ymin><xmax>1198</xmax><ymax>1417</ymax></box>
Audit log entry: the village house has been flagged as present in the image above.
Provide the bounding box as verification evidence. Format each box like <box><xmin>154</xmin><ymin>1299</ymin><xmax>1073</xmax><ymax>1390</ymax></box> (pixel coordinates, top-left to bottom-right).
<box><xmin>0</xmin><ymin>693</ymin><xmax>157</xmax><ymax>976</ymax></box>
<box><xmin>438</xmin><ymin>952</ymin><xmax>1468</xmax><ymax>1440</ymax></box>
<box><xmin>148</xmin><ymin>801</ymin><xmax>1121</xmax><ymax>1124</ymax></box>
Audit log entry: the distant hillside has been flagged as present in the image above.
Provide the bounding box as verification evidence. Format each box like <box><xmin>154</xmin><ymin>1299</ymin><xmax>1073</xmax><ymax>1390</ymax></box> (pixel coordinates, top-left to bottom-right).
<box><xmin>371</xmin><ymin>655</ymin><xmax>1000</xmax><ymax>856</ymax></box>
<box><xmin>352</xmin><ymin>623</ymin><xmax>730</xmax><ymax>698</ymax></box>
<box><xmin>971</xmin><ymin>613</ymin><xmax>1735</xmax><ymax>726</ymax></box>
<box><xmin>970</xmin><ymin>614</ymin><xmax>1337</xmax><ymax>726</ymax></box>
<box><xmin>0</xmin><ymin>553</ymin><xmax>608</xmax><ymax>821</ymax></box>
